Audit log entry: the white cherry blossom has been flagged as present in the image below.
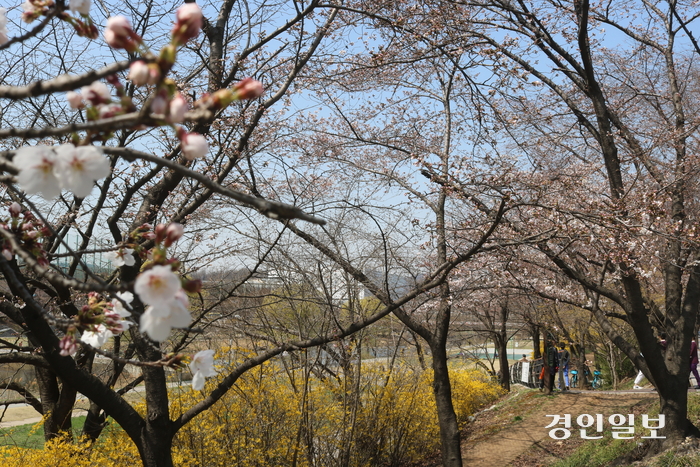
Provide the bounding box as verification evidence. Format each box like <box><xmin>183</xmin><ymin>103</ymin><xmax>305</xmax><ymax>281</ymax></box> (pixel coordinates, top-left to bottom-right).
<box><xmin>81</xmin><ymin>324</ymin><xmax>112</xmax><ymax>348</ymax></box>
<box><xmin>13</xmin><ymin>146</ymin><xmax>61</xmax><ymax>198</ymax></box>
<box><xmin>69</xmin><ymin>0</ymin><xmax>91</xmax><ymax>15</ymax></box>
<box><xmin>189</xmin><ymin>349</ymin><xmax>217</xmax><ymax>390</ymax></box>
<box><xmin>106</xmin><ymin>248</ymin><xmax>136</xmax><ymax>267</ymax></box>
<box><xmin>139</xmin><ymin>290</ymin><xmax>191</xmax><ymax>342</ymax></box>
<box><xmin>111</xmin><ymin>291</ymin><xmax>134</xmax><ymax>317</ymax></box>
<box><xmin>66</xmin><ymin>91</ymin><xmax>83</xmax><ymax>109</ymax></box>
<box><xmin>134</xmin><ymin>265</ymin><xmax>182</xmax><ymax>304</ymax></box>
<box><xmin>54</xmin><ymin>144</ymin><xmax>111</xmax><ymax>198</ymax></box>
<box><xmin>181</xmin><ymin>132</ymin><xmax>208</xmax><ymax>160</ymax></box>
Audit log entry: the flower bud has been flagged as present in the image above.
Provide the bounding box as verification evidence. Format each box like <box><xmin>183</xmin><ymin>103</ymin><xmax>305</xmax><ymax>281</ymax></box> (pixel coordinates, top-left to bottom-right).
<box><xmin>164</xmin><ymin>222</ymin><xmax>184</xmax><ymax>246</ymax></box>
<box><xmin>9</xmin><ymin>202</ymin><xmax>22</xmax><ymax>217</ymax></box>
<box><xmin>233</xmin><ymin>78</ymin><xmax>264</xmax><ymax>100</ymax></box>
<box><xmin>66</xmin><ymin>91</ymin><xmax>84</xmax><ymax>109</ymax></box>
<box><xmin>128</xmin><ymin>60</ymin><xmax>155</xmax><ymax>86</ymax></box>
<box><xmin>180</xmin><ymin>132</ymin><xmax>208</xmax><ymax>160</ymax></box>
<box><xmin>81</xmin><ymin>81</ymin><xmax>111</xmax><ymax>106</ymax></box>
<box><xmin>168</xmin><ymin>93</ymin><xmax>189</xmax><ymax>123</ymax></box>
<box><xmin>98</xmin><ymin>103</ymin><xmax>122</xmax><ymax>119</ymax></box>
<box><xmin>155</xmin><ymin>223</ymin><xmax>167</xmax><ymax>244</ymax></box>
<box><xmin>171</xmin><ymin>3</ymin><xmax>202</xmax><ymax>46</ymax></box>
<box><xmin>104</xmin><ymin>15</ymin><xmax>142</xmax><ymax>52</ymax></box>
<box><xmin>183</xmin><ymin>279</ymin><xmax>202</xmax><ymax>294</ymax></box>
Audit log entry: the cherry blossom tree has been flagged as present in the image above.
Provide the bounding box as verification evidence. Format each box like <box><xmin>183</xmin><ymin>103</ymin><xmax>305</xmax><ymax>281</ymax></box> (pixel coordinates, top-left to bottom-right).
<box><xmin>443</xmin><ymin>0</ymin><xmax>700</xmax><ymax>444</ymax></box>
<box><xmin>0</xmin><ymin>1</ymin><xmax>440</xmax><ymax>466</ymax></box>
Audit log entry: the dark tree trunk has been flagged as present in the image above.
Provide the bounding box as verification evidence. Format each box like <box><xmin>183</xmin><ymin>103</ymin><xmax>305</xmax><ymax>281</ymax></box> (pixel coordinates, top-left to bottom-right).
<box><xmin>431</xmin><ymin>342</ymin><xmax>462</xmax><ymax>467</ymax></box>
<box><xmin>35</xmin><ymin>367</ymin><xmax>75</xmax><ymax>441</ymax></box>
<box><xmin>530</xmin><ymin>323</ymin><xmax>541</xmax><ymax>360</ymax></box>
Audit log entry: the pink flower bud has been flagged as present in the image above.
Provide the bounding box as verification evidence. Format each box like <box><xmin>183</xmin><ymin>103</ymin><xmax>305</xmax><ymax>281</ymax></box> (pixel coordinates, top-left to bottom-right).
<box><xmin>171</xmin><ymin>3</ymin><xmax>202</xmax><ymax>46</ymax></box>
<box><xmin>180</xmin><ymin>132</ymin><xmax>208</xmax><ymax>160</ymax></box>
<box><xmin>155</xmin><ymin>223</ymin><xmax>167</xmax><ymax>243</ymax></box>
<box><xmin>128</xmin><ymin>60</ymin><xmax>152</xmax><ymax>86</ymax></box>
<box><xmin>81</xmin><ymin>81</ymin><xmax>111</xmax><ymax>106</ymax></box>
<box><xmin>233</xmin><ymin>78</ymin><xmax>264</xmax><ymax>100</ymax></box>
<box><xmin>59</xmin><ymin>334</ymin><xmax>78</xmax><ymax>357</ymax></box>
<box><xmin>168</xmin><ymin>93</ymin><xmax>189</xmax><ymax>123</ymax></box>
<box><xmin>66</xmin><ymin>91</ymin><xmax>83</xmax><ymax>109</ymax></box>
<box><xmin>98</xmin><ymin>103</ymin><xmax>122</xmax><ymax>119</ymax></box>
<box><xmin>9</xmin><ymin>202</ymin><xmax>21</xmax><ymax>217</ymax></box>
<box><xmin>104</xmin><ymin>15</ymin><xmax>142</xmax><ymax>52</ymax></box>
<box><xmin>165</xmin><ymin>222</ymin><xmax>184</xmax><ymax>246</ymax></box>
<box><xmin>2</xmin><ymin>249</ymin><xmax>12</xmax><ymax>261</ymax></box>
<box><xmin>150</xmin><ymin>93</ymin><xmax>168</xmax><ymax>116</ymax></box>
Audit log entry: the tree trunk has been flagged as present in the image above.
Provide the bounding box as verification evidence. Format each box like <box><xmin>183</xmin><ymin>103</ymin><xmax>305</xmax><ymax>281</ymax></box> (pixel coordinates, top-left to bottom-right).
<box><xmin>530</xmin><ymin>324</ymin><xmax>541</xmax><ymax>360</ymax></box>
<box><xmin>431</xmin><ymin>343</ymin><xmax>462</xmax><ymax>467</ymax></box>
<box><xmin>495</xmin><ymin>335</ymin><xmax>510</xmax><ymax>391</ymax></box>
<box><xmin>35</xmin><ymin>367</ymin><xmax>75</xmax><ymax>441</ymax></box>
<box><xmin>658</xmin><ymin>375</ymin><xmax>690</xmax><ymax>445</ymax></box>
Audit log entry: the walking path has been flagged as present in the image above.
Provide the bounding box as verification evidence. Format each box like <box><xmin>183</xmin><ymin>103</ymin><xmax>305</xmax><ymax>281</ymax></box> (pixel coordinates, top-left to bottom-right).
<box><xmin>461</xmin><ymin>390</ymin><xmax>656</xmax><ymax>467</ymax></box>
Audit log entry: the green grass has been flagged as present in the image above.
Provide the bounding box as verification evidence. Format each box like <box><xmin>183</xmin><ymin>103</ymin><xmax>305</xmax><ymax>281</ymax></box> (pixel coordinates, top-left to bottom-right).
<box><xmin>549</xmin><ymin>437</ymin><xmax>638</xmax><ymax>467</ymax></box>
<box><xmin>0</xmin><ymin>416</ymin><xmax>86</xmax><ymax>450</ymax></box>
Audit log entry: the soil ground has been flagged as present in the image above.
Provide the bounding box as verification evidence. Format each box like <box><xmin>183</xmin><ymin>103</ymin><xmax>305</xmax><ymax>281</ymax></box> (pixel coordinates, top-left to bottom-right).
<box><xmin>460</xmin><ymin>388</ymin><xmax>658</xmax><ymax>467</ymax></box>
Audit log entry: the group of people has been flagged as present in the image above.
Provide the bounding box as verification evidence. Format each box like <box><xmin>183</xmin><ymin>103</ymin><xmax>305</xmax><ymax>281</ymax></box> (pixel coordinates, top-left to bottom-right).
<box><xmin>537</xmin><ymin>341</ymin><xmax>571</xmax><ymax>392</ymax></box>
<box><xmin>532</xmin><ymin>332</ymin><xmax>700</xmax><ymax>392</ymax></box>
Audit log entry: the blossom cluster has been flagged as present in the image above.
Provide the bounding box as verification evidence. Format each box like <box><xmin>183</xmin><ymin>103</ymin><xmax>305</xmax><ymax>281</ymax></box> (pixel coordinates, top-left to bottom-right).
<box><xmin>59</xmin><ymin>292</ymin><xmax>132</xmax><ymax>356</ymax></box>
<box><xmin>80</xmin><ymin>292</ymin><xmax>133</xmax><ymax>349</ymax></box>
<box><xmin>13</xmin><ymin>144</ymin><xmax>110</xmax><ymax>199</ymax></box>
<box><xmin>0</xmin><ymin>202</ymin><xmax>50</xmax><ymax>265</ymax></box>
<box><xmin>4</xmin><ymin>2</ymin><xmax>261</xmax><ymax>393</ymax></box>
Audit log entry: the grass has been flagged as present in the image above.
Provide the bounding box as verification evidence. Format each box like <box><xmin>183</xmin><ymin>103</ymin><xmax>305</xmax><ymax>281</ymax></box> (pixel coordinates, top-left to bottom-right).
<box><xmin>0</xmin><ymin>416</ymin><xmax>86</xmax><ymax>450</ymax></box>
<box><xmin>549</xmin><ymin>437</ymin><xmax>638</xmax><ymax>467</ymax></box>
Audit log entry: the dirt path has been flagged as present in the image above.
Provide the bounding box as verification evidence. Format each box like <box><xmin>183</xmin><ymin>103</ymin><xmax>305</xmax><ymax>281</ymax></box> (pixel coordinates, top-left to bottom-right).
<box><xmin>461</xmin><ymin>390</ymin><xmax>656</xmax><ymax>467</ymax></box>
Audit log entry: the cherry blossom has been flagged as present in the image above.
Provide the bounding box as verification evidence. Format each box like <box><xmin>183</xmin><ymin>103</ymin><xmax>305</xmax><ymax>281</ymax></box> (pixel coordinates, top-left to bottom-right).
<box><xmin>98</xmin><ymin>103</ymin><xmax>123</xmax><ymax>119</ymax></box>
<box><xmin>134</xmin><ymin>265</ymin><xmax>182</xmax><ymax>304</ymax></box>
<box><xmin>20</xmin><ymin>1</ymin><xmax>40</xmax><ymax>23</ymax></box>
<box><xmin>168</xmin><ymin>93</ymin><xmax>188</xmax><ymax>123</ymax></box>
<box><xmin>128</xmin><ymin>60</ymin><xmax>160</xmax><ymax>86</ymax></box>
<box><xmin>54</xmin><ymin>144</ymin><xmax>111</xmax><ymax>198</ymax></box>
<box><xmin>233</xmin><ymin>78</ymin><xmax>264</xmax><ymax>100</ymax></box>
<box><xmin>81</xmin><ymin>293</ymin><xmax>132</xmax><ymax>348</ymax></box>
<box><xmin>139</xmin><ymin>289</ymin><xmax>191</xmax><ymax>342</ymax></box>
<box><xmin>165</xmin><ymin>222</ymin><xmax>184</xmax><ymax>245</ymax></box>
<box><xmin>66</xmin><ymin>91</ymin><xmax>83</xmax><ymax>109</ymax></box>
<box><xmin>172</xmin><ymin>3</ymin><xmax>202</xmax><ymax>46</ymax></box>
<box><xmin>13</xmin><ymin>146</ymin><xmax>61</xmax><ymax>198</ymax></box>
<box><xmin>150</xmin><ymin>92</ymin><xmax>168</xmax><ymax>116</ymax></box>
<box><xmin>81</xmin><ymin>324</ymin><xmax>112</xmax><ymax>348</ymax></box>
<box><xmin>59</xmin><ymin>334</ymin><xmax>78</xmax><ymax>356</ymax></box>
<box><xmin>180</xmin><ymin>132</ymin><xmax>208</xmax><ymax>160</ymax></box>
<box><xmin>81</xmin><ymin>81</ymin><xmax>111</xmax><ymax>106</ymax></box>
<box><xmin>104</xmin><ymin>16</ymin><xmax>142</xmax><ymax>52</ymax></box>
<box><xmin>106</xmin><ymin>247</ymin><xmax>135</xmax><ymax>267</ymax></box>
<box><xmin>69</xmin><ymin>0</ymin><xmax>91</xmax><ymax>15</ymax></box>
<box><xmin>111</xmin><ymin>291</ymin><xmax>134</xmax><ymax>317</ymax></box>
<box><xmin>0</xmin><ymin>8</ymin><xmax>8</xmax><ymax>46</ymax></box>
<box><xmin>189</xmin><ymin>349</ymin><xmax>217</xmax><ymax>390</ymax></box>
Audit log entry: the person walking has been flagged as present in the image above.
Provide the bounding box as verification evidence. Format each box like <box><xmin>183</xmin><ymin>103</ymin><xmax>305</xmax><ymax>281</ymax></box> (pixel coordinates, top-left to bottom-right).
<box><xmin>544</xmin><ymin>339</ymin><xmax>559</xmax><ymax>394</ymax></box>
<box><xmin>557</xmin><ymin>342</ymin><xmax>570</xmax><ymax>390</ymax></box>
<box><xmin>690</xmin><ymin>337</ymin><xmax>700</xmax><ymax>390</ymax></box>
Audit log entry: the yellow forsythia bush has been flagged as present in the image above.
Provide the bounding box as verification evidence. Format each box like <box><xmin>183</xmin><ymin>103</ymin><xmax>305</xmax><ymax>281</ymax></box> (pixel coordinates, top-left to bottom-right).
<box><xmin>0</xmin><ymin>361</ymin><xmax>502</xmax><ymax>467</ymax></box>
